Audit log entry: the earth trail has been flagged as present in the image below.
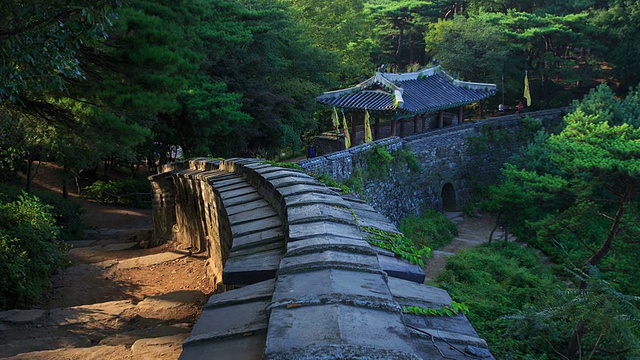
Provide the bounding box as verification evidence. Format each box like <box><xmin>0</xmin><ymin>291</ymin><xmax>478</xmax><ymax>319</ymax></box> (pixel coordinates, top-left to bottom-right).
<box><xmin>0</xmin><ymin>174</ymin><xmax>214</xmax><ymax>359</ymax></box>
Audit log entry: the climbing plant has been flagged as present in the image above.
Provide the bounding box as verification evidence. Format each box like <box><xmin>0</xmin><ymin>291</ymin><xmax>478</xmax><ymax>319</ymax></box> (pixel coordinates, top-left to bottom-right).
<box><xmin>402</xmin><ymin>301</ymin><xmax>469</xmax><ymax>317</ymax></box>
<box><xmin>362</xmin><ymin>226</ymin><xmax>431</xmax><ymax>267</ymax></box>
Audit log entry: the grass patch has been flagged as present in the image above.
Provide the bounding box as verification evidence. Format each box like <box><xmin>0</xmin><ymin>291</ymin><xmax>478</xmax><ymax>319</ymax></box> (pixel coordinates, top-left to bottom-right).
<box><xmin>399</xmin><ymin>208</ymin><xmax>458</xmax><ymax>250</ymax></box>
<box><xmin>436</xmin><ymin>242</ymin><xmax>561</xmax><ymax>359</ymax></box>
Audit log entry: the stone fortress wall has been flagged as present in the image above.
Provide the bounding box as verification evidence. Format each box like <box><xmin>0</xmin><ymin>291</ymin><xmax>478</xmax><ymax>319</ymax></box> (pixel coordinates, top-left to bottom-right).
<box><xmin>150</xmin><ymin>158</ymin><xmax>496</xmax><ymax>359</ymax></box>
<box><xmin>299</xmin><ymin>108</ymin><xmax>567</xmax><ymax>223</ymax></box>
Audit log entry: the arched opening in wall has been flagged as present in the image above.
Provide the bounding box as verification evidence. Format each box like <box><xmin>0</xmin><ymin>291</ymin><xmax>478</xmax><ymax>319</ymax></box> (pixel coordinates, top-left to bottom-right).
<box><xmin>441</xmin><ymin>183</ymin><xmax>458</xmax><ymax>212</ymax></box>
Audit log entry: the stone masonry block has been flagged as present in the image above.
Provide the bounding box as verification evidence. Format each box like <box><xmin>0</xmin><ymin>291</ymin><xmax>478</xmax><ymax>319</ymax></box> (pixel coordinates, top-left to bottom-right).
<box><xmin>288</xmin><ymin>221</ymin><xmax>361</xmax><ymax>242</ymax></box>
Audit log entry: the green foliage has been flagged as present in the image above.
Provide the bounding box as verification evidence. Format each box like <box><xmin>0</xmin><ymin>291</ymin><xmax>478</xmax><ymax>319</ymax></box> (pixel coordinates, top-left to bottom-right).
<box><xmin>205</xmin><ymin>0</ymin><xmax>335</xmax><ymax>156</ymax></box>
<box><xmin>344</xmin><ymin>167</ymin><xmax>365</xmax><ymax>195</ymax></box>
<box><xmin>425</xmin><ymin>15</ymin><xmax>508</xmax><ymax>85</ymax></box>
<box><xmin>473</xmin><ymin>83</ymin><xmax>640</xmax><ymax>358</ymax></box>
<box><xmin>505</xmin><ymin>267</ymin><xmax>640</xmax><ymax>359</ymax></box>
<box><xmin>365</xmin><ymin>145</ymin><xmax>394</xmax><ymax>179</ymax></box>
<box><xmin>437</xmin><ymin>242</ymin><xmax>562</xmax><ymax>358</ymax></box>
<box><xmin>30</xmin><ymin>190</ymin><xmax>85</xmax><ymax>241</ymax></box>
<box><xmin>312</xmin><ymin>173</ymin><xmax>353</xmax><ymax>194</ymax></box>
<box><xmin>0</xmin><ymin>192</ymin><xmax>68</xmax><ymax>310</ymax></box>
<box><xmin>395</xmin><ymin>148</ymin><xmax>422</xmax><ymax>172</ymax></box>
<box><xmin>593</xmin><ymin>1</ymin><xmax>640</xmax><ymax>89</ymax></box>
<box><xmin>83</xmin><ymin>178</ymin><xmax>151</xmax><ymax>208</ymax></box>
<box><xmin>0</xmin><ymin>183</ymin><xmax>85</xmax><ymax>241</ymax></box>
<box><xmin>261</xmin><ymin>160</ymin><xmax>303</xmax><ymax>171</ymax></box>
<box><xmin>362</xmin><ymin>226</ymin><xmax>431</xmax><ymax>267</ymax></box>
<box><xmin>403</xmin><ymin>301</ymin><xmax>469</xmax><ymax>317</ymax></box>
<box><xmin>0</xmin><ymin>0</ymin><xmax>120</xmax><ymax>101</ymax></box>
<box><xmin>366</xmin><ymin>0</ymin><xmax>437</xmax><ymax>69</ymax></box>
<box><xmin>399</xmin><ymin>208</ymin><xmax>458</xmax><ymax>249</ymax></box>
<box><xmin>286</xmin><ymin>0</ymin><xmax>375</xmax><ymax>84</ymax></box>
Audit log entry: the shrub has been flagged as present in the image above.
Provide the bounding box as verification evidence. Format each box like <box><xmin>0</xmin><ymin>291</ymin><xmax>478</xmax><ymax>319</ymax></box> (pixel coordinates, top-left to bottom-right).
<box><xmin>32</xmin><ymin>190</ymin><xmax>85</xmax><ymax>240</ymax></box>
<box><xmin>0</xmin><ymin>184</ymin><xmax>84</xmax><ymax>240</ymax></box>
<box><xmin>399</xmin><ymin>208</ymin><xmax>458</xmax><ymax>249</ymax></box>
<box><xmin>365</xmin><ymin>145</ymin><xmax>393</xmax><ymax>179</ymax></box>
<box><xmin>0</xmin><ymin>193</ymin><xmax>68</xmax><ymax>310</ymax></box>
<box><xmin>83</xmin><ymin>178</ymin><xmax>151</xmax><ymax>208</ymax></box>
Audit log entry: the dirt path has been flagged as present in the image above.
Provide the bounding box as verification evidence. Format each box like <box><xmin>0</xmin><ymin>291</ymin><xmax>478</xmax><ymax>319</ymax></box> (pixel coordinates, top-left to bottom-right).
<box><xmin>424</xmin><ymin>212</ymin><xmax>504</xmax><ymax>282</ymax></box>
<box><xmin>0</xmin><ymin>163</ymin><xmax>214</xmax><ymax>360</ymax></box>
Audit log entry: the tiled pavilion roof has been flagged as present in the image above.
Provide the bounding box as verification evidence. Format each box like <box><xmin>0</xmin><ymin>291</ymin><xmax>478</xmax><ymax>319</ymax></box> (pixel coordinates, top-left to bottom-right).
<box><xmin>317</xmin><ymin>66</ymin><xmax>497</xmax><ymax>114</ymax></box>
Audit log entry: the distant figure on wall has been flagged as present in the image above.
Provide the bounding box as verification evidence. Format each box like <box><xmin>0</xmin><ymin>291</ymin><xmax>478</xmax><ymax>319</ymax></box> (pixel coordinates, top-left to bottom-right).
<box><xmin>516</xmin><ymin>100</ymin><xmax>524</xmax><ymax>114</ymax></box>
<box><xmin>307</xmin><ymin>144</ymin><xmax>316</xmax><ymax>159</ymax></box>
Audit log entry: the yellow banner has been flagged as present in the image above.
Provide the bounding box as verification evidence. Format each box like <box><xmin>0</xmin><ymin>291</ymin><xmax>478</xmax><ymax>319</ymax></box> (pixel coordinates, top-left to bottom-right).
<box><xmin>524</xmin><ymin>72</ymin><xmax>532</xmax><ymax>107</ymax></box>
<box><xmin>332</xmin><ymin>107</ymin><xmax>340</xmax><ymax>133</ymax></box>
<box><xmin>342</xmin><ymin>112</ymin><xmax>351</xmax><ymax>149</ymax></box>
<box><xmin>364</xmin><ymin>108</ymin><xmax>372</xmax><ymax>142</ymax></box>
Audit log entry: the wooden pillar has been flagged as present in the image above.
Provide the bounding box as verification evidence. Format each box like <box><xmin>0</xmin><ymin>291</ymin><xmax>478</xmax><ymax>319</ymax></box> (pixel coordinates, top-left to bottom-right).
<box><xmin>421</xmin><ymin>113</ymin><xmax>427</xmax><ymax>131</ymax></box>
<box><xmin>350</xmin><ymin>113</ymin><xmax>356</xmax><ymax>144</ymax></box>
<box><xmin>374</xmin><ymin>117</ymin><xmax>380</xmax><ymax>139</ymax></box>
<box><xmin>438</xmin><ymin>110</ymin><xmax>444</xmax><ymax>128</ymax></box>
<box><xmin>391</xmin><ymin>116</ymin><xmax>397</xmax><ymax>136</ymax></box>
<box><xmin>458</xmin><ymin>106</ymin><xmax>464</xmax><ymax>124</ymax></box>
<box><xmin>479</xmin><ymin>100</ymin><xmax>484</xmax><ymax>119</ymax></box>
<box><xmin>399</xmin><ymin>117</ymin><xmax>405</xmax><ymax>136</ymax></box>
<box><xmin>413</xmin><ymin>115</ymin><xmax>419</xmax><ymax>134</ymax></box>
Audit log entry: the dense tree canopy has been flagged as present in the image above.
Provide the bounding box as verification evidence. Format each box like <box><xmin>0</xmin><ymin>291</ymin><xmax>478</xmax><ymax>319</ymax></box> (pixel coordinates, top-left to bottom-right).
<box><xmin>2</xmin><ymin>0</ymin><xmax>640</xmax><ymax>174</ymax></box>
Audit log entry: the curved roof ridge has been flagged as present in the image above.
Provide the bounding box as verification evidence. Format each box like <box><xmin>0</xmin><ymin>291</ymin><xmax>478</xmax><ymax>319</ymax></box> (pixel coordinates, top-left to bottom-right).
<box><xmin>317</xmin><ymin>66</ymin><xmax>496</xmax><ymax>114</ymax></box>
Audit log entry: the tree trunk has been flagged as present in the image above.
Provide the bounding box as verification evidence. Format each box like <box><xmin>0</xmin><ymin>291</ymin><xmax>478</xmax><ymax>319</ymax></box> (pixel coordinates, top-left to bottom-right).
<box><xmin>396</xmin><ymin>21</ymin><xmax>404</xmax><ymax>67</ymax></box>
<box><xmin>489</xmin><ymin>213</ymin><xmax>502</xmax><ymax>243</ymax></box>
<box><xmin>567</xmin><ymin>180</ymin><xmax>634</xmax><ymax>359</ymax></box>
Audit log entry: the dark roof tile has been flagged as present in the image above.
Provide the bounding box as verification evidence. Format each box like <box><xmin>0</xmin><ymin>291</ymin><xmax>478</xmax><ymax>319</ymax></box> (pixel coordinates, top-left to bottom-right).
<box><xmin>317</xmin><ymin>67</ymin><xmax>496</xmax><ymax>114</ymax></box>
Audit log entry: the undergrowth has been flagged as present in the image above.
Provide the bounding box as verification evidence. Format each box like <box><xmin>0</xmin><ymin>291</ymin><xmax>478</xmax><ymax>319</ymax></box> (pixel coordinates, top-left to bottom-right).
<box><xmin>399</xmin><ymin>208</ymin><xmax>458</xmax><ymax>250</ymax></box>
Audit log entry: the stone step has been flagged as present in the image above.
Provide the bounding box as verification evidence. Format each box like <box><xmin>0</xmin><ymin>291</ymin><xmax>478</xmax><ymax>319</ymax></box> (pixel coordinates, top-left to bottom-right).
<box><xmin>97</xmin><ymin>252</ymin><xmax>186</xmax><ymax>270</ymax></box>
<box><xmin>223</xmin><ymin>249</ymin><xmax>285</xmax><ymax>285</ymax></box>
<box><xmin>231</xmin><ymin>228</ymin><xmax>285</xmax><ymax>252</ymax></box>
<box><xmin>219</xmin><ymin>185</ymin><xmax>258</xmax><ymax>200</ymax></box>
<box><xmin>444</xmin><ymin>211</ymin><xmax>464</xmax><ymax>220</ymax></box>
<box><xmin>222</xmin><ymin>192</ymin><xmax>262</xmax><ymax>207</ymax></box>
<box><xmin>377</xmin><ymin>253</ymin><xmax>426</xmax><ymax>284</ymax></box>
<box><xmin>225</xmin><ymin>198</ymin><xmax>271</xmax><ymax>216</ymax></box>
<box><xmin>228</xmin><ymin>205</ymin><xmax>277</xmax><ymax>225</ymax></box>
<box><xmin>231</xmin><ymin>216</ymin><xmax>282</xmax><ymax>238</ymax></box>
<box><xmin>99</xmin><ymin>323</ymin><xmax>192</xmax><ymax>346</ymax></box>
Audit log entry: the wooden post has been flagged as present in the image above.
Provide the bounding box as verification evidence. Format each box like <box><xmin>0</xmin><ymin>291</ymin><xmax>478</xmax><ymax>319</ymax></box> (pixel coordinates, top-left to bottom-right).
<box><xmin>413</xmin><ymin>115</ymin><xmax>419</xmax><ymax>134</ymax></box>
<box><xmin>422</xmin><ymin>113</ymin><xmax>426</xmax><ymax>131</ymax></box>
<box><xmin>399</xmin><ymin>117</ymin><xmax>405</xmax><ymax>136</ymax></box>
<box><xmin>458</xmin><ymin>106</ymin><xmax>464</xmax><ymax>124</ymax></box>
<box><xmin>350</xmin><ymin>113</ymin><xmax>356</xmax><ymax>144</ymax></box>
<box><xmin>391</xmin><ymin>115</ymin><xmax>397</xmax><ymax>136</ymax></box>
<box><xmin>479</xmin><ymin>100</ymin><xmax>484</xmax><ymax>119</ymax></box>
<box><xmin>438</xmin><ymin>110</ymin><xmax>444</xmax><ymax>128</ymax></box>
<box><xmin>374</xmin><ymin>117</ymin><xmax>380</xmax><ymax>139</ymax></box>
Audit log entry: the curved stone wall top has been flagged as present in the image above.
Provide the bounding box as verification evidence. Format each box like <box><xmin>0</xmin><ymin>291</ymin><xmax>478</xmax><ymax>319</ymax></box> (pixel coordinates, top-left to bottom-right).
<box><xmin>155</xmin><ymin>158</ymin><xmax>494</xmax><ymax>359</ymax></box>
